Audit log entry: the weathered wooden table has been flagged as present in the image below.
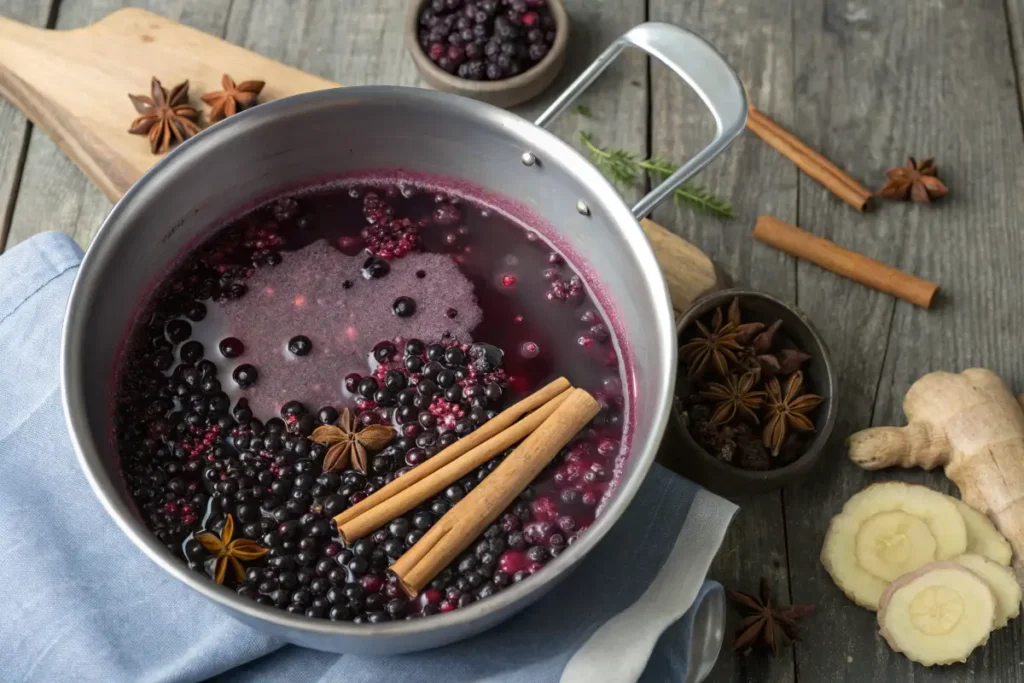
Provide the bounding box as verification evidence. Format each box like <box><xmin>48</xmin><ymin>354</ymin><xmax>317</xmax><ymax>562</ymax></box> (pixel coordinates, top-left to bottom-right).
<box><xmin>2</xmin><ymin>0</ymin><xmax>1023</xmax><ymax>680</ymax></box>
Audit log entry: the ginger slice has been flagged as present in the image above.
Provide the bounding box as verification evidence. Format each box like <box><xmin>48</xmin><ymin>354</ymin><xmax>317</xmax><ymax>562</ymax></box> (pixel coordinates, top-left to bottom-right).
<box><xmin>954</xmin><ymin>553</ymin><xmax>1021</xmax><ymax>629</ymax></box>
<box><xmin>950</xmin><ymin>499</ymin><xmax>1012</xmax><ymax>566</ymax></box>
<box><xmin>878</xmin><ymin>561</ymin><xmax>995</xmax><ymax>666</ymax></box>
<box><xmin>821</xmin><ymin>482</ymin><xmax>967</xmax><ymax>609</ymax></box>
<box><xmin>856</xmin><ymin>511</ymin><xmax>937</xmax><ymax>582</ymax></box>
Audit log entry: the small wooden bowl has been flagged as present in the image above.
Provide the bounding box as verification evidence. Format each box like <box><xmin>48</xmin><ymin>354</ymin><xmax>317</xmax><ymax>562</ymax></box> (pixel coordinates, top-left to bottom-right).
<box><xmin>405</xmin><ymin>0</ymin><xmax>570</xmax><ymax>108</ymax></box>
<box><xmin>661</xmin><ymin>289</ymin><xmax>839</xmax><ymax>497</ymax></box>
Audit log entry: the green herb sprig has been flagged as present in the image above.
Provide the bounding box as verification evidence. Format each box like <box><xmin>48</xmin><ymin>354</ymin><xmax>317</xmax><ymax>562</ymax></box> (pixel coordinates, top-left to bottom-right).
<box><xmin>579</xmin><ymin>131</ymin><xmax>734</xmax><ymax>218</ymax></box>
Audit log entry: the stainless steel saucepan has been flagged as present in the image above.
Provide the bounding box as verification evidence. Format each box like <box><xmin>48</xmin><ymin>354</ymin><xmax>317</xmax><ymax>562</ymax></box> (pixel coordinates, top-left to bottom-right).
<box><xmin>62</xmin><ymin>22</ymin><xmax>746</xmax><ymax>654</ymax></box>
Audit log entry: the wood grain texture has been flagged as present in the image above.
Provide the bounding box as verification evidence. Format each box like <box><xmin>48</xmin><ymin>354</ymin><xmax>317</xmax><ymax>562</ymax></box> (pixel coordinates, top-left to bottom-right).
<box><xmin>0</xmin><ymin>0</ymin><xmax>55</xmax><ymax>252</ymax></box>
<box><xmin>785</xmin><ymin>1</ymin><xmax>1024</xmax><ymax>681</ymax></box>
<box><xmin>641</xmin><ymin>218</ymin><xmax>722</xmax><ymax>315</ymax></box>
<box><xmin>224</xmin><ymin>0</ymin><xmax>419</xmax><ymax>88</ymax></box>
<box><xmin>4</xmin><ymin>0</ymin><xmax>428</xmax><ymax>252</ymax></box>
<box><xmin>3</xmin><ymin>0</ymin><xmax>235</xmax><ymax>250</ymax></box>
<box><xmin>6</xmin><ymin>0</ymin><xmax>1024</xmax><ymax>679</ymax></box>
<box><xmin>647</xmin><ymin>1</ymin><xmax>798</xmax><ymax>682</ymax></box>
<box><xmin>0</xmin><ymin>6</ymin><xmax>337</xmax><ymax>202</ymax></box>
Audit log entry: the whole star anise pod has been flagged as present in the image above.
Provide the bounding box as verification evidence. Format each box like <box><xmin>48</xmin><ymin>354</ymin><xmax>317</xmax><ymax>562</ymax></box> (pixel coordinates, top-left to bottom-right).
<box><xmin>680</xmin><ymin>304</ymin><xmax>762</xmax><ymax>378</ymax></box>
<box><xmin>194</xmin><ymin>514</ymin><xmax>269</xmax><ymax>585</ymax></box>
<box><xmin>729</xmin><ymin>577</ymin><xmax>814</xmax><ymax>656</ymax></box>
<box><xmin>726</xmin><ymin>298</ymin><xmax>765</xmax><ymax>343</ymax></box>
<box><xmin>311</xmin><ymin>408</ymin><xmax>395</xmax><ymax>473</ymax></box>
<box><xmin>737</xmin><ymin>319</ymin><xmax>812</xmax><ymax>381</ymax></box>
<box><xmin>128</xmin><ymin>77</ymin><xmax>201</xmax><ymax>154</ymax></box>
<box><xmin>701</xmin><ymin>372</ymin><xmax>765</xmax><ymax>425</ymax></box>
<box><xmin>200</xmin><ymin>74</ymin><xmax>266</xmax><ymax>122</ymax></box>
<box><xmin>762</xmin><ymin>371</ymin><xmax>823</xmax><ymax>456</ymax></box>
<box><xmin>877</xmin><ymin>157</ymin><xmax>948</xmax><ymax>204</ymax></box>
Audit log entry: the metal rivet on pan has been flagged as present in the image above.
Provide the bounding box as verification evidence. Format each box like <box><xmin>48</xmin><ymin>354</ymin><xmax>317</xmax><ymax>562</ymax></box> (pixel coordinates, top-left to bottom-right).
<box><xmin>521</xmin><ymin>151</ymin><xmax>537</xmax><ymax>166</ymax></box>
<box><xmin>576</xmin><ymin>200</ymin><xmax>591</xmax><ymax>216</ymax></box>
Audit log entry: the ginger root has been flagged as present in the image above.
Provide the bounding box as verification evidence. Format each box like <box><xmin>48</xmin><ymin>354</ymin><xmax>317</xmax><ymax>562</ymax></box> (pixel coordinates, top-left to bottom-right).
<box><xmin>952</xmin><ymin>499</ymin><xmax>1012</xmax><ymax>566</ymax></box>
<box><xmin>821</xmin><ymin>481</ymin><xmax>1020</xmax><ymax>665</ymax></box>
<box><xmin>821</xmin><ymin>482</ymin><xmax>966</xmax><ymax>609</ymax></box>
<box><xmin>847</xmin><ymin>369</ymin><xmax>1024</xmax><ymax>585</ymax></box>
<box><xmin>878</xmin><ymin>561</ymin><xmax>996</xmax><ymax>666</ymax></box>
<box><xmin>953</xmin><ymin>553</ymin><xmax>1021</xmax><ymax>629</ymax></box>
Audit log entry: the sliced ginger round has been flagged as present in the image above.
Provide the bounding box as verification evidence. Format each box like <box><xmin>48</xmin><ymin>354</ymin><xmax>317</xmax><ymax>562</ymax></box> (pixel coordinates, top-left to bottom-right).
<box><xmin>856</xmin><ymin>511</ymin><xmax>938</xmax><ymax>582</ymax></box>
<box><xmin>953</xmin><ymin>553</ymin><xmax>1021</xmax><ymax>629</ymax></box>
<box><xmin>951</xmin><ymin>499</ymin><xmax>1012</xmax><ymax>566</ymax></box>
<box><xmin>821</xmin><ymin>482</ymin><xmax>967</xmax><ymax>609</ymax></box>
<box><xmin>878</xmin><ymin>561</ymin><xmax>995</xmax><ymax>666</ymax></box>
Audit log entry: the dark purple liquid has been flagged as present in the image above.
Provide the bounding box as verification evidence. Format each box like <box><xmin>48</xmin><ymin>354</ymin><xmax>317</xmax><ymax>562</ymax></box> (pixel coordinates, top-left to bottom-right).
<box><xmin>184</xmin><ymin>184</ymin><xmax>622</xmax><ymax>418</ymax></box>
<box><xmin>113</xmin><ymin>178</ymin><xmax>628</xmax><ymax>622</ymax></box>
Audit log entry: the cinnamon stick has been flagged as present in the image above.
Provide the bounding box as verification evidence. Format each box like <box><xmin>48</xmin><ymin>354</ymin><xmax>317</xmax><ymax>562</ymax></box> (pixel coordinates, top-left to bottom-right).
<box><xmin>753</xmin><ymin>215</ymin><xmax>939</xmax><ymax>309</ymax></box>
<box><xmin>332</xmin><ymin>376</ymin><xmax>570</xmax><ymax>529</ymax></box>
<box><xmin>335</xmin><ymin>388</ymin><xmax>572</xmax><ymax>542</ymax></box>
<box><xmin>746</xmin><ymin>107</ymin><xmax>872</xmax><ymax>212</ymax></box>
<box><xmin>392</xmin><ymin>388</ymin><xmax>600</xmax><ymax>597</ymax></box>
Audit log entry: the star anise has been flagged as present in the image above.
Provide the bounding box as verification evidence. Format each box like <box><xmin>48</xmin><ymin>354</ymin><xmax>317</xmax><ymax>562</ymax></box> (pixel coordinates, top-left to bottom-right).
<box><xmin>701</xmin><ymin>372</ymin><xmax>765</xmax><ymax>425</ymax></box>
<box><xmin>729</xmin><ymin>577</ymin><xmax>814</xmax><ymax>656</ymax></box>
<box><xmin>762</xmin><ymin>371</ymin><xmax>823</xmax><ymax>456</ymax></box>
<box><xmin>877</xmin><ymin>157</ymin><xmax>948</xmax><ymax>204</ymax></box>
<box><xmin>200</xmin><ymin>74</ymin><xmax>266</xmax><ymax>122</ymax></box>
<box><xmin>194</xmin><ymin>514</ymin><xmax>269</xmax><ymax>585</ymax></box>
<box><xmin>128</xmin><ymin>77</ymin><xmax>201</xmax><ymax>154</ymax></box>
<box><xmin>737</xmin><ymin>319</ymin><xmax>812</xmax><ymax>380</ymax></box>
<box><xmin>726</xmin><ymin>298</ymin><xmax>765</xmax><ymax>343</ymax></box>
<box><xmin>311</xmin><ymin>408</ymin><xmax>395</xmax><ymax>473</ymax></box>
<box><xmin>680</xmin><ymin>304</ymin><xmax>760</xmax><ymax>378</ymax></box>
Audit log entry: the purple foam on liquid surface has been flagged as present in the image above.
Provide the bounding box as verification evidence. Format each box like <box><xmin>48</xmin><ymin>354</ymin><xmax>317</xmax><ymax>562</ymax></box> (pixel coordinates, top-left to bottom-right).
<box><xmin>198</xmin><ymin>241</ymin><xmax>481</xmax><ymax>418</ymax></box>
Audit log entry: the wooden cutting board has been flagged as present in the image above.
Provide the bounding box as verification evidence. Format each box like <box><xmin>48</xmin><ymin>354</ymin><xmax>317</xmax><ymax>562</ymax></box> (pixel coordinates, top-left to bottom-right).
<box><xmin>0</xmin><ymin>7</ymin><xmax>724</xmax><ymax>313</ymax></box>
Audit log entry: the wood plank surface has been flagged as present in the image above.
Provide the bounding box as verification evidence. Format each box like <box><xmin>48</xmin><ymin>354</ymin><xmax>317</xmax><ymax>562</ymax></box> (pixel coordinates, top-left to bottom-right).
<box><xmin>224</xmin><ymin>0</ymin><xmax>419</xmax><ymax>89</ymax></box>
<box><xmin>0</xmin><ymin>0</ymin><xmax>56</xmax><ymax>252</ymax></box>
<box><xmin>647</xmin><ymin>1</ymin><xmax>798</xmax><ymax>681</ymax></box>
<box><xmin>784</xmin><ymin>1</ymin><xmax>1024</xmax><ymax>681</ymax></box>
<box><xmin>6</xmin><ymin>0</ymin><xmax>1024</xmax><ymax>680</ymax></box>
<box><xmin>0</xmin><ymin>8</ymin><xmax>339</xmax><ymax>203</ymax></box>
<box><xmin>3</xmin><ymin>0</ymin><xmax>234</xmax><ymax>251</ymax></box>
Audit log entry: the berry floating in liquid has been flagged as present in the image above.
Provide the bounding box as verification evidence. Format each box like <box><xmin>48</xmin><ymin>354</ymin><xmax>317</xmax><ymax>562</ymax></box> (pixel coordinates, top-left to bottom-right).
<box><xmin>112</xmin><ymin>176</ymin><xmax>628</xmax><ymax>625</ymax></box>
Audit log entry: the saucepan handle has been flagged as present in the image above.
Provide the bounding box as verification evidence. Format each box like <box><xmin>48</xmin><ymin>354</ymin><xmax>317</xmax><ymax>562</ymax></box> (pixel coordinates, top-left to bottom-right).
<box><xmin>534</xmin><ymin>22</ymin><xmax>747</xmax><ymax>220</ymax></box>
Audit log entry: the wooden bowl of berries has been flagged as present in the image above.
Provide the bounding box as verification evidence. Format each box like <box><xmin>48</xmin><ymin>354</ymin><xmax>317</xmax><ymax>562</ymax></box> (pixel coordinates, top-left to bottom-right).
<box><xmin>406</xmin><ymin>0</ymin><xmax>569</xmax><ymax>108</ymax></box>
<box><xmin>668</xmin><ymin>290</ymin><xmax>838</xmax><ymax>496</ymax></box>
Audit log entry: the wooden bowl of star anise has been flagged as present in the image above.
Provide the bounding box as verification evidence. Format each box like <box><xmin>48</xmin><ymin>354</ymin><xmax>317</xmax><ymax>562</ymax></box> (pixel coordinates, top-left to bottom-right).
<box><xmin>666</xmin><ymin>290</ymin><xmax>838</xmax><ymax>496</ymax></box>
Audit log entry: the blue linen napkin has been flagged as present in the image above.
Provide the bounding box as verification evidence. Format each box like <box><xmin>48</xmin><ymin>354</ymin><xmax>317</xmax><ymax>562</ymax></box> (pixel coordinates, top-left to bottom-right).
<box><xmin>0</xmin><ymin>232</ymin><xmax>736</xmax><ymax>683</ymax></box>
